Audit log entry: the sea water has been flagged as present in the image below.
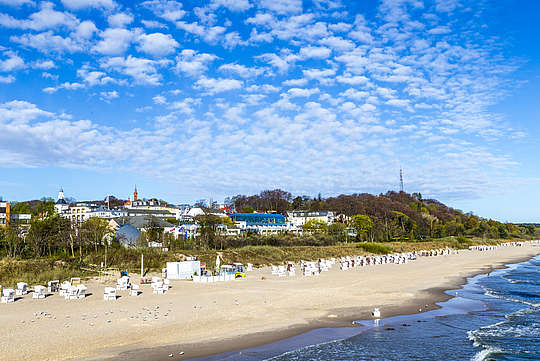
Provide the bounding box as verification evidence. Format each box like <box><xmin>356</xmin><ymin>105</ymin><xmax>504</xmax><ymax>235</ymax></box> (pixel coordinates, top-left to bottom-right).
<box><xmin>269</xmin><ymin>255</ymin><xmax>540</xmax><ymax>361</ymax></box>
<box><xmin>192</xmin><ymin>254</ymin><xmax>539</xmax><ymax>361</ymax></box>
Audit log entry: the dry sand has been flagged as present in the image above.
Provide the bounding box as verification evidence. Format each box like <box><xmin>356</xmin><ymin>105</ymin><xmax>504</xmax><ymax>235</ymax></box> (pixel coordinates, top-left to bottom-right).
<box><xmin>0</xmin><ymin>245</ymin><xmax>538</xmax><ymax>361</ymax></box>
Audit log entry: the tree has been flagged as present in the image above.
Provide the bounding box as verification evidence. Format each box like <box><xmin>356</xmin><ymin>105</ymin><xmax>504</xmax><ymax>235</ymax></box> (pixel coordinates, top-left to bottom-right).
<box><xmin>242</xmin><ymin>205</ymin><xmax>254</xmax><ymax>213</ymax></box>
<box><xmin>328</xmin><ymin>222</ymin><xmax>347</xmax><ymax>242</ymax></box>
<box><xmin>10</xmin><ymin>202</ymin><xmax>30</xmax><ymax>214</ymax></box>
<box><xmin>194</xmin><ymin>214</ymin><xmax>222</xmax><ymax>249</ymax></box>
<box><xmin>303</xmin><ymin>219</ymin><xmax>328</xmax><ymax>233</ymax></box>
<box><xmin>349</xmin><ymin>215</ymin><xmax>374</xmax><ymax>241</ymax></box>
<box><xmin>4</xmin><ymin>225</ymin><xmax>26</xmax><ymax>258</ymax></box>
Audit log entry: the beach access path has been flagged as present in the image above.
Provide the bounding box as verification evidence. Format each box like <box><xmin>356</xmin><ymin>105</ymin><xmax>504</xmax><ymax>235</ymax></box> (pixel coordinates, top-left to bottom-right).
<box><xmin>0</xmin><ymin>245</ymin><xmax>538</xmax><ymax>361</ymax></box>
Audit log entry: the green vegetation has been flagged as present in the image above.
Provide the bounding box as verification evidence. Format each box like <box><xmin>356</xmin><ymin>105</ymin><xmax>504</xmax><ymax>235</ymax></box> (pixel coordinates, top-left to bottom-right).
<box><xmin>356</xmin><ymin>242</ymin><xmax>392</xmax><ymax>254</ymax></box>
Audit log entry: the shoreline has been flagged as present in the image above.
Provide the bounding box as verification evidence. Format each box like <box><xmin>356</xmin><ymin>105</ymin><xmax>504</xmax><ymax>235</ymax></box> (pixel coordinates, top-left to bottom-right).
<box><xmin>1</xmin><ymin>245</ymin><xmax>538</xmax><ymax>361</ymax></box>
<box><xmin>93</xmin><ymin>248</ymin><xmax>540</xmax><ymax>361</ymax></box>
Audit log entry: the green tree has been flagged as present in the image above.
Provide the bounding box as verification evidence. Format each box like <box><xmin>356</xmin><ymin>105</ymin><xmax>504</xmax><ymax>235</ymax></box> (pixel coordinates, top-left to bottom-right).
<box><xmin>242</xmin><ymin>205</ymin><xmax>254</xmax><ymax>213</ymax></box>
<box><xmin>349</xmin><ymin>214</ymin><xmax>374</xmax><ymax>241</ymax></box>
<box><xmin>303</xmin><ymin>219</ymin><xmax>328</xmax><ymax>233</ymax></box>
<box><xmin>328</xmin><ymin>222</ymin><xmax>347</xmax><ymax>242</ymax></box>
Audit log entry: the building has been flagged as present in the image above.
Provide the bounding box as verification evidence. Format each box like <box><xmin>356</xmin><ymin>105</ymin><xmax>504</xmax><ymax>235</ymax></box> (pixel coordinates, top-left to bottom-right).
<box><xmin>0</xmin><ymin>201</ymin><xmax>10</xmax><ymax>227</ymax></box>
<box><xmin>228</xmin><ymin>213</ymin><xmax>299</xmax><ymax>234</ymax></box>
<box><xmin>54</xmin><ymin>188</ymin><xmax>70</xmax><ymax>215</ymax></box>
<box><xmin>287</xmin><ymin>211</ymin><xmax>335</xmax><ymax>228</ymax></box>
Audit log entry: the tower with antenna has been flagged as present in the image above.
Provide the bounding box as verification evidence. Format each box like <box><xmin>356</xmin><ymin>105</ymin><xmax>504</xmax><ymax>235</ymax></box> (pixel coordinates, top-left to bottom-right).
<box><xmin>399</xmin><ymin>168</ymin><xmax>404</xmax><ymax>192</ymax></box>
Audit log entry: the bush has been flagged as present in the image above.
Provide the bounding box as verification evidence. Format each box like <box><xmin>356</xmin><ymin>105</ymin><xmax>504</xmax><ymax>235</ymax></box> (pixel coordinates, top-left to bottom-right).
<box><xmin>356</xmin><ymin>242</ymin><xmax>392</xmax><ymax>254</ymax></box>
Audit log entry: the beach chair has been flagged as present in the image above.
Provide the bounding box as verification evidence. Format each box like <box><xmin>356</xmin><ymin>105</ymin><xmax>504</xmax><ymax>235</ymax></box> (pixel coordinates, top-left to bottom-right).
<box><xmin>163</xmin><ymin>279</ymin><xmax>171</xmax><ymax>290</ymax></box>
<box><xmin>77</xmin><ymin>284</ymin><xmax>87</xmax><ymax>299</ymax></box>
<box><xmin>116</xmin><ymin>276</ymin><xmax>130</xmax><ymax>291</ymax></box>
<box><xmin>246</xmin><ymin>263</ymin><xmax>253</xmax><ymax>272</ymax></box>
<box><xmin>104</xmin><ymin>287</ymin><xmax>117</xmax><ymax>301</ymax></box>
<box><xmin>59</xmin><ymin>281</ymin><xmax>71</xmax><ymax>297</ymax></box>
<box><xmin>1</xmin><ymin>288</ymin><xmax>15</xmax><ymax>303</ymax></box>
<box><xmin>152</xmin><ymin>281</ymin><xmax>165</xmax><ymax>294</ymax></box>
<box><xmin>277</xmin><ymin>266</ymin><xmax>286</xmax><ymax>277</ymax></box>
<box><xmin>48</xmin><ymin>280</ymin><xmax>59</xmax><ymax>293</ymax></box>
<box><xmin>70</xmin><ymin>277</ymin><xmax>81</xmax><ymax>286</ymax></box>
<box><xmin>16</xmin><ymin>282</ymin><xmax>28</xmax><ymax>296</ymax></box>
<box><xmin>130</xmin><ymin>284</ymin><xmax>140</xmax><ymax>296</ymax></box>
<box><xmin>65</xmin><ymin>285</ymin><xmax>79</xmax><ymax>300</ymax></box>
<box><xmin>33</xmin><ymin>285</ymin><xmax>46</xmax><ymax>299</ymax></box>
<box><xmin>271</xmin><ymin>266</ymin><xmax>279</xmax><ymax>275</ymax></box>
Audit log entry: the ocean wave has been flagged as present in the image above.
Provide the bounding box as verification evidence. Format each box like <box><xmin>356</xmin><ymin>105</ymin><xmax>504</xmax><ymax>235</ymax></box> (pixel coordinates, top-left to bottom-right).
<box><xmin>470</xmin><ymin>346</ymin><xmax>504</xmax><ymax>361</ymax></box>
<box><xmin>483</xmin><ymin>289</ymin><xmax>540</xmax><ymax>307</ymax></box>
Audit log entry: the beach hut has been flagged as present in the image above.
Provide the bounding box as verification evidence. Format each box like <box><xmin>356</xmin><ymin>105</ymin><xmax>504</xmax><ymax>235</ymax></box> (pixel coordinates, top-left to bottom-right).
<box><xmin>166</xmin><ymin>261</ymin><xmax>201</xmax><ymax>280</ymax></box>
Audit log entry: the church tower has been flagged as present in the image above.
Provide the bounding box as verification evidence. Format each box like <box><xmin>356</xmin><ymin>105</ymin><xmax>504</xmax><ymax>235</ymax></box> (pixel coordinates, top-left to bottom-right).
<box><xmin>133</xmin><ymin>185</ymin><xmax>138</xmax><ymax>201</ymax></box>
<box><xmin>58</xmin><ymin>187</ymin><xmax>65</xmax><ymax>201</ymax></box>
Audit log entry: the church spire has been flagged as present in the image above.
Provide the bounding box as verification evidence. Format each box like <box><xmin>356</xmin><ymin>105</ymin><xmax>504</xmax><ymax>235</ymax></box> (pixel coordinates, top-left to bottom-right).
<box><xmin>133</xmin><ymin>185</ymin><xmax>138</xmax><ymax>201</ymax></box>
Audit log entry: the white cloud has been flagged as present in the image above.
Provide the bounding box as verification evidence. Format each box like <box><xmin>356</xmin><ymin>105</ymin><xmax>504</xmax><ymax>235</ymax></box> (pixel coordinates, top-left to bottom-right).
<box><xmin>61</xmin><ymin>0</ymin><xmax>116</xmax><ymax>10</ymax></box>
<box><xmin>176</xmin><ymin>21</ymin><xmax>226</xmax><ymax>43</ymax></box>
<box><xmin>153</xmin><ymin>95</ymin><xmax>167</xmax><ymax>104</ymax></box>
<box><xmin>74</xmin><ymin>20</ymin><xmax>97</xmax><ymax>39</ymax></box>
<box><xmin>0</xmin><ymin>51</ymin><xmax>25</xmax><ymax>72</ymax></box>
<box><xmin>93</xmin><ymin>28</ymin><xmax>136</xmax><ymax>55</ymax></box>
<box><xmin>319</xmin><ymin>36</ymin><xmax>355</xmax><ymax>52</ymax></box>
<box><xmin>218</xmin><ymin>63</ymin><xmax>264</xmax><ymax>78</ymax></box>
<box><xmin>10</xmin><ymin>31</ymin><xmax>82</xmax><ymax>53</ymax></box>
<box><xmin>101</xmin><ymin>55</ymin><xmax>169</xmax><ymax>85</ymax></box>
<box><xmin>287</xmin><ymin>87</ymin><xmax>320</xmax><ymax>97</ymax></box>
<box><xmin>336</xmin><ymin>74</ymin><xmax>369</xmax><ymax>85</ymax></box>
<box><xmin>428</xmin><ymin>26</ymin><xmax>451</xmax><ymax>35</ymax></box>
<box><xmin>0</xmin><ymin>0</ymin><xmax>34</xmax><ymax>6</ymax></box>
<box><xmin>283</xmin><ymin>78</ymin><xmax>308</xmax><ymax>87</ymax></box>
<box><xmin>42</xmin><ymin>81</ymin><xmax>85</xmax><ymax>93</ymax></box>
<box><xmin>32</xmin><ymin>60</ymin><xmax>55</xmax><ymax>69</ymax></box>
<box><xmin>194</xmin><ymin>76</ymin><xmax>243</xmax><ymax>95</ymax></box>
<box><xmin>211</xmin><ymin>0</ymin><xmax>251</xmax><ymax>12</ymax></box>
<box><xmin>141</xmin><ymin>20</ymin><xmax>166</xmax><ymax>29</ymax></box>
<box><xmin>141</xmin><ymin>0</ymin><xmax>186</xmax><ymax>22</ymax></box>
<box><xmin>0</xmin><ymin>2</ymin><xmax>79</xmax><ymax>30</ymax></box>
<box><xmin>108</xmin><ymin>12</ymin><xmax>133</xmax><ymax>28</ymax></box>
<box><xmin>0</xmin><ymin>75</ymin><xmax>15</xmax><ymax>83</ymax></box>
<box><xmin>99</xmin><ymin>90</ymin><xmax>119</xmax><ymax>102</ymax></box>
<box><xmin>256</xmin><ymin>52</ymin><xmax>299</xmax><ymax>73</ymax></box>
<box><xmin>137</xmin><ymin>32</ymin><xmax>179</xmax><ymax>57</ymax></box>
<box><xmin>259</xmin><ymin>0</ymin><xmax>302</xmax><ymax>14</ymax></box>
<box><xmin>299</xmin><ymin>46</ymin><xmax>331</xmax><ymax>59</ymax></box>
<box><xmin>175</xmin><ymin>49</ymin><xmax>218</xmax><ymax>76</ymax></box>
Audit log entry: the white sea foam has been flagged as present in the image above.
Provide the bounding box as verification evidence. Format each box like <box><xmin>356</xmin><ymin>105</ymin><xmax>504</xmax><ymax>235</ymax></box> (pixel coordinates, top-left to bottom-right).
<box><xmin>470</xmin><ymin>346</ymin><xmax>503</xmax><ymax>361</ymax></box>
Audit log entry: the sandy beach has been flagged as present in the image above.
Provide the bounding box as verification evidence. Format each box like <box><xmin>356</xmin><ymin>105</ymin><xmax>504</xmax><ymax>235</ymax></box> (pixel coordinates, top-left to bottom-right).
<box><xmin>1</xmin><ymin>244</ymin><xmax>538</xmax><ymax>361</ymax></box>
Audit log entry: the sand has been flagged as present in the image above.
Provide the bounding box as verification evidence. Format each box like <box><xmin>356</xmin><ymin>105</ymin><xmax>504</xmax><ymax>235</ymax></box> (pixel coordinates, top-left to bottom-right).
<box><xmin>0</xmin><ymin>244</ymin><xmax>538</xmax><ymax>361</ymax></box>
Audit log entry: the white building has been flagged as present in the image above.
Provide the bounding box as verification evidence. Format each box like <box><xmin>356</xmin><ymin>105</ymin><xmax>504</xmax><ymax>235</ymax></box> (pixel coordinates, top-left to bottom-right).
<box><xmin>54</xmin><ymin>188</ymin><xmax>70</xmax><ymax>215</ymax></box>
<box><xmin>287</xmin><ymin>211</ymin><xmax>335</xmax><ymax>228</ymax></box>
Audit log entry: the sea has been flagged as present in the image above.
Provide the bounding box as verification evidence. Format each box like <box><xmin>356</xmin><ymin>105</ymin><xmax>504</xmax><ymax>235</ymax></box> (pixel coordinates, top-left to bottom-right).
<box><xmin>194</xmin><ymin>254</ymin><xmax>540</xmax><ymax>361</ymax></box>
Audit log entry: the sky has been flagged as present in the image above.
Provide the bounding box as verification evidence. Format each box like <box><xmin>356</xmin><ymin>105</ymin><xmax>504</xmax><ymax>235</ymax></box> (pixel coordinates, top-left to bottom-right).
<box><xmin>0</xmin><ymin>0</ymin><xmax>539</xmax><ymax>222</ymax></box>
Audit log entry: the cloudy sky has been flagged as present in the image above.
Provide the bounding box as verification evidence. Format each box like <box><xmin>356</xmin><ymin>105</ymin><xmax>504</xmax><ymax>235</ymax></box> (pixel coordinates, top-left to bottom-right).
<box><xmin>0</xmin><ymin>0</ymin><xmax>539</xmax><ymax>222</ymax></box>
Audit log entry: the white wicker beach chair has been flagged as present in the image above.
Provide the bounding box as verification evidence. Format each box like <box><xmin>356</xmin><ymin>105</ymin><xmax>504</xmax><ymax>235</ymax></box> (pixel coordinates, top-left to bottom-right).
<box><xmin>16</xmin><ymin>282</ymin><xmax>28</xmax><ymax>296</ymax></box>
<box><xmin>1</xmin><ymin>288</ymin><xmax>15</xmax><ymax>303</ymax></box>
<box><xmin>104</xmin><ymin>287</ymin><xmax>117</xmax><ymax>301</ymax></box>
<box><xmin>33</xmin><ymin>285</ymin><xmax>46</xmax><ymax>299</ymax></box>
<box><xmin>130</xmin><ymin>284</ymin><xmax>140</xmax><ymax>296</ymax></box>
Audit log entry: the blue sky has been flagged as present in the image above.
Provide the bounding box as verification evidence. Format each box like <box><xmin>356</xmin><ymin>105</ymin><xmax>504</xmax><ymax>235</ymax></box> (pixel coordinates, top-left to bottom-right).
<box><xmin>0</xmin><ymin>0</ymin><xmax>539</xmax><ymax>222</ymax></box>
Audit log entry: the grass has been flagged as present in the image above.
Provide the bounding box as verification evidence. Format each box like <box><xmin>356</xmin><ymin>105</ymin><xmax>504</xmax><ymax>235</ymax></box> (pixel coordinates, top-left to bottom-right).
<box><xmin>0</xmin><ymin>238</ymin><xmax>520</xmax><ymax>285</ymax></box>
<box><xmin>0</xmin><ymin>258</ymin><xmax>97</xmax><ymax>287</ymax></box>
<box><xmin>356</xmin><ymin>242</ymin><xmax>392</xmax><ymax>254</ymax></box>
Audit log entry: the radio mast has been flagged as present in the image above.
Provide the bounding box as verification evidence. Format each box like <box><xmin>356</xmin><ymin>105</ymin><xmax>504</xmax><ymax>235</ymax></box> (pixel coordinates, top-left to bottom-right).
<box><xmin>400</xmin><ymin>168</ymin><xmax>404</xmax><ymax>192</ymax></box>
